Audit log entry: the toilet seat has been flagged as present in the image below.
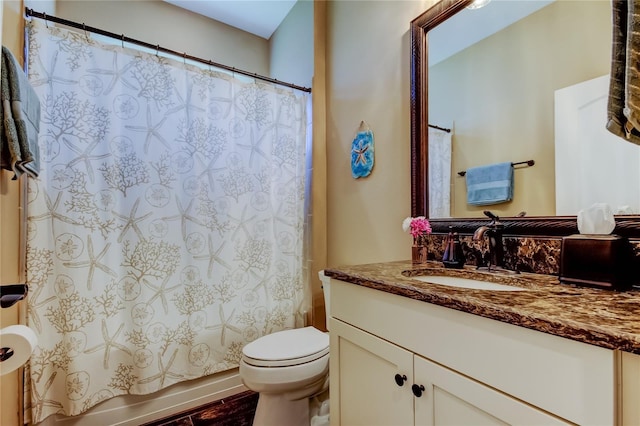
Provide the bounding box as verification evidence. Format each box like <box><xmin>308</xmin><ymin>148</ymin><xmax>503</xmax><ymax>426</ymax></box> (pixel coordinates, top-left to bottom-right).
<box><xmin>242</xmin><ymin>326</ymin><xmax>329</xmax><ymax>367</ymax></box>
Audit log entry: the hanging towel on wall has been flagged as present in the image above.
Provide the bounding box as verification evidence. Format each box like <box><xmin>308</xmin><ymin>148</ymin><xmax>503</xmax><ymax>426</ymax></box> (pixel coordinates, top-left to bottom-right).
<box><xmin>465</xmin><ymin>161</ymin><xmax>513</xmax><ymax>206</ymax></box>
<box><xmin>1</xmin><ymin>46</ymin><xmax>41</xmax><ymax>179</ymax></box>
<box><xmin>607</xmin><ymin>0</ymin><xmax>640</xmax><ymax>145</ymax></box>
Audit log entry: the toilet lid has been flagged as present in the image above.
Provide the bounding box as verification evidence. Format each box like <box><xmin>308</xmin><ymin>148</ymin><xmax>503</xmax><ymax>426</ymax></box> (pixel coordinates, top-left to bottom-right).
<box><xmin>242</xmin><ymin>326</ymin><xmax>329</xmax><ymax>367</ymax></box>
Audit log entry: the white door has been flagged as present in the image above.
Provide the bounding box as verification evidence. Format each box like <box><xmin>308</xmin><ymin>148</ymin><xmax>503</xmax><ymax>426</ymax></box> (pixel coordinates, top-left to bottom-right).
<box><xmin>555</xmin><ymin>74</ymin><xmax>640</xmax><ymax>215</ymax></box>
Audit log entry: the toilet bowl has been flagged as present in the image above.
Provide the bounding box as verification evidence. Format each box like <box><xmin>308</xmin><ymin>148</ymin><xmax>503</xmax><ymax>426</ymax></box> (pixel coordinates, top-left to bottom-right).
<box><xmin>239</xmin><ymin>271</ymin><xmax>331</xmax><ymax>426</ymax></box>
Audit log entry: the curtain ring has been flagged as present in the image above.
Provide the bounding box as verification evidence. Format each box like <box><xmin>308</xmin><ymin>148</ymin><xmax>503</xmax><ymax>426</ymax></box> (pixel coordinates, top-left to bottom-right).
<box><xmin>82</xmin><ymin>23</ymin><xmax>89</xmax><ymax>41</ymax></box>
<box><xmin>43</xmin><ymin>12</ymin><xmax>49</xmax><ymax>28</ymax></box>
<box><xmin>156</xmin><ymin>44</ymin><xmax>160</xmax><ymax>57</ymax></box>
<box><xmin>208</xmin><ymin>60</ymin><xmax>212</xmax><ymax>72</ymax></box>
<box><xmin>183</xmin><ymin>52</ymin><xmax>187</xmax><ymax>65</ymax></box>
<box><xmin>121</xmin><ymin>34</ymin><xmax>125</xmax><ymax>49</ymax></box>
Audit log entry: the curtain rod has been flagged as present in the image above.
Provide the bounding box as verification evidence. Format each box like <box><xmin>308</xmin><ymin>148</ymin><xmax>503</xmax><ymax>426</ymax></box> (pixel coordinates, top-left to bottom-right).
<box><xmin>24</xmin><ymin>8</ymin><xmax>312</xmax><ymax>93</ymax></box>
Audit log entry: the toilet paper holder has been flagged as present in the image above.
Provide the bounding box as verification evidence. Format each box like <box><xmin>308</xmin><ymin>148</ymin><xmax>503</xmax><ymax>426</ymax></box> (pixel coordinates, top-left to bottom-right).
<box><xmin>0</xmin><ymin>324</ymin><xmax>38</xmax><ymax>375</ymax></box>
<box><xmin>0</xmin><ymin>284</ymin><xmax>28</xmax><ymax>308</ymax></box>
<box><xmin>0</xmin><ymin>347</ymin><xmax>13</xmax><ymax>362</ymax></box>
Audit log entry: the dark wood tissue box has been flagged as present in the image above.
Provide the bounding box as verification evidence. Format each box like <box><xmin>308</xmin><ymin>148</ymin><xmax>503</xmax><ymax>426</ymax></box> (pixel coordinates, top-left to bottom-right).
<box><xmin>559</xmin><ymin>234</ymin><xmax>632</xmax><ymax>291</ymax></box>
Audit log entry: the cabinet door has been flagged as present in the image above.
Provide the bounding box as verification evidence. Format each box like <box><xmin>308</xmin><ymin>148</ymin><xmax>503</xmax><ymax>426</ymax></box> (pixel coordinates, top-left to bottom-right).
<box><xmin>413</xmin><ymin>356</ymin><xmax>572</xmax><ymax>426</ymax></box>
<box><xmin>330</xmin><ymin>319</ymin><xmax>414</xmax><ymax>426</ymax></box>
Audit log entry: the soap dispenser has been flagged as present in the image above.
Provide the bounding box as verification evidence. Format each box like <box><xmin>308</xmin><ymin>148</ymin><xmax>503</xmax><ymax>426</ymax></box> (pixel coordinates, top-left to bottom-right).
<box><xmin>442</xmin><ymin>227</ymin><xmax>454</xmax><ymax>263</ymax></box>
<box><xmin>443</xmin><ymin>229</ymin><xmax>465</xmax><ymax>269</ymax></box>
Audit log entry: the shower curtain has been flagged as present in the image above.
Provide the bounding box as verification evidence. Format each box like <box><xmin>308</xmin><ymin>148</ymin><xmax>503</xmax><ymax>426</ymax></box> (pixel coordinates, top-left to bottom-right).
<box><xmin>24</xmin><ymin>20</ymin><xmax>310</xmax><ymax>423</ymax></box>
<box><xmin>428</xmin><ymin>125</ymin><xmax>452</xmax><ymax>218</ymax></box>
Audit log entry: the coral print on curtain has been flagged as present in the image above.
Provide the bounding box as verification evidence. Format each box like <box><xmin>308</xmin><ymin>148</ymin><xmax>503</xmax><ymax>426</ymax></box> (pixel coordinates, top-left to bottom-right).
<box><xmin>24</xmin><ymin>20</ymin><xmax>309</xmax><ymax>423</ymax></box>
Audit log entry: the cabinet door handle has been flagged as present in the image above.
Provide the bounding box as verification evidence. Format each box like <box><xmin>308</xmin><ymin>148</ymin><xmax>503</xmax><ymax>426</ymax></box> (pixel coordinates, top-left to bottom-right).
<box><xmin>412</xmin><ymin>384</ymin><xmax>426</xmax><ymax>397</ymax></box>
<box><xmin>394</xmin><ymin>374</ymin><xmax>407</xmax><ymax>386</ymax></box>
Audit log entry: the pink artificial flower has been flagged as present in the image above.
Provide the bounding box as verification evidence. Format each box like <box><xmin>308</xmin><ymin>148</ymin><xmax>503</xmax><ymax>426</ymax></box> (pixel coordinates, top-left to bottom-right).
<box><xmin>409</xmin><ymin>217</ymin><xmax>431</xmax><ymax>238</ymax></box>
<box><xmin>402</xmin><ymin>216</ymin><xmax>432</xmax><ymax>245</ymax></box>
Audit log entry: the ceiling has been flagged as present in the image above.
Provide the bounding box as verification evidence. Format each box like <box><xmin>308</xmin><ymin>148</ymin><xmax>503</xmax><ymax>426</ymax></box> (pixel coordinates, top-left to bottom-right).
<box><xmin>429</xmin><ymin>0</ymin><xmax>555</xmax><ymax>65</ymax></box>
<box><xmin>163</xmin><ymin>0</ymin><xmax>298</xmax><ymax>39</ymax></box>
<box><xmin>163</xmin><ymin>0</ymin><xmax>553</xmax><ymax>58</ymax></box>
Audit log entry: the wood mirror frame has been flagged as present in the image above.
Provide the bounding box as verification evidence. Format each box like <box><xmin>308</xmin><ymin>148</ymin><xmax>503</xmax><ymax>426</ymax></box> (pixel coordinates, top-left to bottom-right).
<box><xmin>409</xmin><ymin>0</ymin><xmax>640</xmax><ymax>238</ymax></box>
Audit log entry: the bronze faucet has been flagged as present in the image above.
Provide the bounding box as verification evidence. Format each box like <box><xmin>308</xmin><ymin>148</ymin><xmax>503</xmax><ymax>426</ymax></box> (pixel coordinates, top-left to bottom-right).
<box><xmin>473</xmin><ymin>210</ymin><xmax>510</xmax><ymax>272</ymax></box>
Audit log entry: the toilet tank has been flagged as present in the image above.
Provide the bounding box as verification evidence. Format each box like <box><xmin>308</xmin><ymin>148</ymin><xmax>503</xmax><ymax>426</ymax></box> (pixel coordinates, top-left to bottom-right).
<box><xmin>318</xmin><ymin>270</ymin><xmax>331</xmax><ymax>331</ymax></box>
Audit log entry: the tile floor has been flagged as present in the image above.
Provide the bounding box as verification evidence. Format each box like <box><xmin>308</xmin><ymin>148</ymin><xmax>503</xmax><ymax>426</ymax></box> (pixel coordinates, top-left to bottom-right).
<box><xmin>142</xmin><ymin>390</ymin><xmax>258</xmax><ymax>426</ymax></box>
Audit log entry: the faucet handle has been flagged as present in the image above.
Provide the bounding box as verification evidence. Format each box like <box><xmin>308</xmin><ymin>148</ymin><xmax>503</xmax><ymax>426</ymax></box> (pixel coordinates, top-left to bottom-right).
<box><xmin>483</xmin><ymin>210</ymin><xmax>500</xmax><ymax>223</ymax></box>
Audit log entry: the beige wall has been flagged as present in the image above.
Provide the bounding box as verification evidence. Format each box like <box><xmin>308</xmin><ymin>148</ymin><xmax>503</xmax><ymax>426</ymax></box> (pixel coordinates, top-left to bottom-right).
<box><xmin>429</xmin><ymin>0</ymin><xmax>610</xmax><ymax>218</ymax></box>
<box><xmin>326</xmin><ymin>0</ymin><xmax>433</xmax><ymax>266</ymax></box>
<box><xmin>51</xmin><ymin>0</ymin><xmax>270</xmax><ymax>75</ymax></box>
<box><xmin>270</xmin><ymin>0</ymin><xmax>313</xmax><ymax>89</ymax></box>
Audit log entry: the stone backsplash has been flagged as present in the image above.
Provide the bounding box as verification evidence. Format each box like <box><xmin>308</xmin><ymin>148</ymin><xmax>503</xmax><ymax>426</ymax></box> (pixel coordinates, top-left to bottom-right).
<box><xmin>428</xmin><ymin>234</ymin><xmax>640</xmax><ymax>278</ymax></box>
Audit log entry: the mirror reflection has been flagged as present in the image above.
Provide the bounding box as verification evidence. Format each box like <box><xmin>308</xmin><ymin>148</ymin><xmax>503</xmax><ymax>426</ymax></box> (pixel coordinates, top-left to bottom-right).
<box><xmin>426</xmin><ymin>0</ymin><xmax>636</xmax><ymax>219</ymax></box>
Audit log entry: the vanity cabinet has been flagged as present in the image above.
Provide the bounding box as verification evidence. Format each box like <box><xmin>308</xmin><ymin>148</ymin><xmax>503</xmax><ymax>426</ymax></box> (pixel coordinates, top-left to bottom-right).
<box><xmin>329</xmin><ymin>278</ymin><xmax>616</xmax><ymax>425</ymax></box>
<box><xmin>331</xmin><ymin>319</ymin><xmax>570</xmax><ymax>425</ymax></box>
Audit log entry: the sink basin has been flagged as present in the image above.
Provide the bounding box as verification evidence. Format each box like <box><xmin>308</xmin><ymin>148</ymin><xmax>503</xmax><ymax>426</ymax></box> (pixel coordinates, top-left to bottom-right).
<box><xmin>412</xmin><ymin>275</ymin><xmax>526</xmax><ymax>291</ymax></box>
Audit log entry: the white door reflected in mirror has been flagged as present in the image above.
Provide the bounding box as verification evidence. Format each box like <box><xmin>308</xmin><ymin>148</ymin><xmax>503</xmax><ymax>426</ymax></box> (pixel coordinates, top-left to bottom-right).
<box><xmin>555</xmin><ymin>75</ymin><xmax>640</xmax><ymax>216</ymax></box>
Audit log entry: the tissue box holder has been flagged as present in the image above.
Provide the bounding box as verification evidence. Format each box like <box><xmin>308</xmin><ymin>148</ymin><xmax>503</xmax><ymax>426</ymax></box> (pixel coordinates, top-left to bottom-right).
<box><xmin>559</xmin><ymin>234</ymin><xmax>631</xmax><ymax>290</ymax></box>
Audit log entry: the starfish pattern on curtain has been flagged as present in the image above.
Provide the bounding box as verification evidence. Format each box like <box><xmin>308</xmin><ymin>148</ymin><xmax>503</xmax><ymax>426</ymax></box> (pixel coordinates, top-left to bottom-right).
<box><xmin>24</xmin><ymin>20</ymin><xmax>309</xmax><ymax>423</ymax></box>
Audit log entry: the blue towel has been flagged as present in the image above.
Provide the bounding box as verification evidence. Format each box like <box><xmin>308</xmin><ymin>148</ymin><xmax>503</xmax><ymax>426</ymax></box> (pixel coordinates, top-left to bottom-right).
<box><xmin>465</xmin><ymin>161</ymin><xmax>513</xmax><ymax>206</ymax></box>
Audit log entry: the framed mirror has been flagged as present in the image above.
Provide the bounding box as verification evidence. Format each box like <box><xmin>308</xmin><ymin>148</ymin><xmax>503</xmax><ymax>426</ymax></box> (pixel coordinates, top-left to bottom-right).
<box><xmin>410</xmin><ymin>0</ymin><xmax>640</xmax><ymax>237</ymax></box>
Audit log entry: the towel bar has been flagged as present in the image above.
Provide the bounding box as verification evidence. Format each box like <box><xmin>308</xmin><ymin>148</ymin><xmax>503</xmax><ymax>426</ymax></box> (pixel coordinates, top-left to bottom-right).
<box><xmin>458</xmin><ymin>159</ymin><xmax>534</xmax><ymax>177</ymax></box>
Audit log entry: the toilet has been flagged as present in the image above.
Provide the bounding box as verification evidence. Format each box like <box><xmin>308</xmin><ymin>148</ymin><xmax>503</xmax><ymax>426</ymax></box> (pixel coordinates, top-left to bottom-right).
<box><xmin>239</xmin><ymin>271</ymin><xmax>331</xmax><ymax>426</ymax></box>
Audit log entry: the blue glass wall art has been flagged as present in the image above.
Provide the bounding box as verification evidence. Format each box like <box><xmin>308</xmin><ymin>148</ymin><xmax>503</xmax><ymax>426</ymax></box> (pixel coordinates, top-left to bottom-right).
<box><xmin>351</xmin><ymin>121</ymin><xmax>374</xmax><ymax>178</ymax></box>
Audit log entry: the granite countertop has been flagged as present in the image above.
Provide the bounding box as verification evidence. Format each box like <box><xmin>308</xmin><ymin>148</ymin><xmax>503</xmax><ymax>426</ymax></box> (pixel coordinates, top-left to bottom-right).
<box><xmin>324</xmin><ymin>260</ymin><xmax>640</xmax><ymax>354</ymax></box>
